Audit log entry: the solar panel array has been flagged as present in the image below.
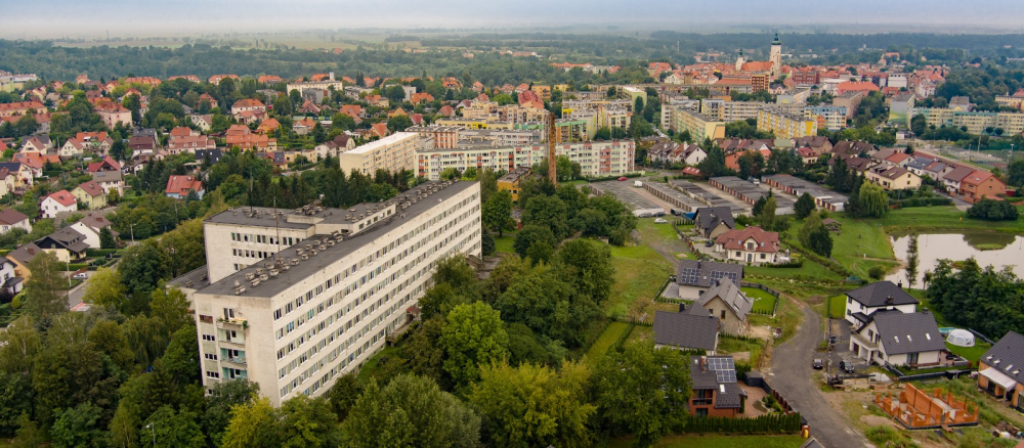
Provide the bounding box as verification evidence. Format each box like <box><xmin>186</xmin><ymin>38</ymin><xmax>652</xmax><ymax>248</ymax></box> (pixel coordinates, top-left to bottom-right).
<box><xmin>707</xmin><ymin>357</ymin><xmax>737</xmax><ymax>383</ymax></box>
<box><xmin>679</xmin><ymin>267</ymin><xmax>700</xmax><ymax>285</ymax></box>
<box><xmin>709</xmin><ymin>270</ymin><xmax>739</xmax><ymax>284</ymax></box>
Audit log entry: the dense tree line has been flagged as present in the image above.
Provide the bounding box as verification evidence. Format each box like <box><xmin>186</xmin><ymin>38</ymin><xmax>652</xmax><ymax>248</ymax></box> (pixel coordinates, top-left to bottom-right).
<box><xmin>966</xmin><ymin>198</ymin><xmax>1019</xmax><ymax>221</ymax></box>
<box><xmin>928</xmin><ymin>258</ymin><xmax>1024</xmax><ymax>340</ymax></box>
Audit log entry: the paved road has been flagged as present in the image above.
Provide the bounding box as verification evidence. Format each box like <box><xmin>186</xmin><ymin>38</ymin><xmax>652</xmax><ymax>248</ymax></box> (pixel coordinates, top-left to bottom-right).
<box><xmin>768</xmin><ymin>302</ymin><xmax>873</xmax><ymax>448</ymax></box>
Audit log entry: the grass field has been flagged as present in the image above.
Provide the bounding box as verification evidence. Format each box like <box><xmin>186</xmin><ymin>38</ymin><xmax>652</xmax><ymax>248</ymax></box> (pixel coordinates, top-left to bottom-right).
<box><xmin>608</xmin><ymin>434</ymin><xmax>806</xmax><ymax>448</ymax></box>
<box><xmin>585</xmin><ymin>322</ymin><xmax>630</xmax><ymax>363</ymax></box>
<box><xmin>606</xmin><ymin>244</ymin><xmax>674</xmax><ymax>319</ymax></box>
<box><xmin>742</xmin><ymin>287</ymin><xmax>778</xmax><ymax>314</ymax></box>
<box><xmin>878</xmin><ymin>206</ymin><xmax>1024</xmax><ymax>233</ymax></box>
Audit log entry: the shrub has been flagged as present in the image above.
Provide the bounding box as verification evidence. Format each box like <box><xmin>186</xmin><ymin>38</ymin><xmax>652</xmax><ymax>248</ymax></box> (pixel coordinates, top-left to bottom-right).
<box><xmin>966</xmin><ymin>198</ymin><xmax>1019</xmax><ymax>221</ymax></box>
<box><xmin>868</xmin><ymin>265</ymin><xmax>886</xmax><ymax>280</ymax></box>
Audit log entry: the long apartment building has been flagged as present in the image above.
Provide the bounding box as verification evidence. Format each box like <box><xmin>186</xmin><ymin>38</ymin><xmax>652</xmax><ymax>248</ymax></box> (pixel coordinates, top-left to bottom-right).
<box><xmin>173</xmin><ymin>180</ymin><xmax>482</xmax><ymax>406</ymax></box>
<box><xmin>662</xmin><ymin>105</ymin><xmax>726</xmax><ymax>141</ymax></box>
<box><xmin>757</xmin><ymin>108</ymin><xmax>818</xmax><ymax>139</ymax></box>
<box><xmin>913</xmin><ymin>108</ymin><xmax>1024</xmax><ymax>135</ymax></box>
<box><xmin>416</xmin><ymin>140</ymin><xmax>635</xmax><ymax>180</ymax></box>
<box><xmin>338</xmin><ymin>132</ymin><xmax>425</xmax><ymax>175</ymax></box>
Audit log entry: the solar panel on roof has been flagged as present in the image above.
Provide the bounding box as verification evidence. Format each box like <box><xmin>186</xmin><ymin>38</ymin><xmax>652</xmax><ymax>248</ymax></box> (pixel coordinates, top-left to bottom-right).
<box><xmin>680</xmin><ymin>267</ymin><xmax>700</xmax><ymax>285</ymax></box>
<box><xmin>716</xmin><ymin>370</ymin><xmax>737</xmax><ymax>383</ymax></box>
<box><xmin>709</xmin><ymin>270</ymin><xmax>739</xmax><ymax>284</ymax></box>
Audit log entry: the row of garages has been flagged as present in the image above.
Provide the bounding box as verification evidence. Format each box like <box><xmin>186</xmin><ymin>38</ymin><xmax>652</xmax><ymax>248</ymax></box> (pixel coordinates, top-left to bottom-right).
<box><xmin>761</xmin><ymin>174</ymin><xmax>847</xmax><ymax>212</ymax></box>
<box><xmin>709</xmin><ymin>176</ymin><xmax>795</xmax><ymax>215</ymax></box>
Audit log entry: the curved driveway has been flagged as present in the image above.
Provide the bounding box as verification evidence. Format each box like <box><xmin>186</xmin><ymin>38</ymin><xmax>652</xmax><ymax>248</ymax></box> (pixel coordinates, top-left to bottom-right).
<box><xmin>768</xmin><ymin>302</ymin><xmax>873</xmax><ymax>448</ymax></box>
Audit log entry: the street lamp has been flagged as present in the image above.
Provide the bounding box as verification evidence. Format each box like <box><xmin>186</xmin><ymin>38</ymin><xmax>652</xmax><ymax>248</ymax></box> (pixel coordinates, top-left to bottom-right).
<box><xmin>144</xmin><ymin>423</ymin><xmax>155</xmax><ymax>447</ymax></box>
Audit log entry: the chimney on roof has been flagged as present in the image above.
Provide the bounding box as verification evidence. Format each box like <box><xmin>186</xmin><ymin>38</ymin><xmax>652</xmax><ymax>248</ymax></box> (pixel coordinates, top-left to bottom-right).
<box><xmin>329</xmin><ymin>72</ymin><xmax>335</xmax><ymax>81</ymax></box>
<box><xmin>885</xmin><ymin>295</ymin><xmax>894</xmax><ymax>305</ymax></box>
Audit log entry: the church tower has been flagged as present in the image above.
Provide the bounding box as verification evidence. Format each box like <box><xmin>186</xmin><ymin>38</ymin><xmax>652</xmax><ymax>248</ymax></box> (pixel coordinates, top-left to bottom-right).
<box><xmin>735</xmin><ymin>49</ymin><xmax>745</xmax><ymax>71</ymax></box>
<box><xmin>770</xmin><ymin>33</ymin><xmax>782</xmax><ymax>79</ymax></box>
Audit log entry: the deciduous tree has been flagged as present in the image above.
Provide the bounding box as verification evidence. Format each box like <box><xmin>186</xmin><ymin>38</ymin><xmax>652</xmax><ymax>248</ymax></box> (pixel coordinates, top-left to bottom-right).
<box><xmin>442</xmin><ymin>302</ymin><xmax>509</xmax><ymax>388</ymax></box>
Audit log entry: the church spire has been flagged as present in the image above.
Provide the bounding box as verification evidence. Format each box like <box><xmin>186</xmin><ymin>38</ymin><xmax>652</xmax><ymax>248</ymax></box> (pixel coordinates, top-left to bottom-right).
<box><xmin>772</xmin><ymin>32</ymin><xmax>781</xmax><ymax>45</ymax></box>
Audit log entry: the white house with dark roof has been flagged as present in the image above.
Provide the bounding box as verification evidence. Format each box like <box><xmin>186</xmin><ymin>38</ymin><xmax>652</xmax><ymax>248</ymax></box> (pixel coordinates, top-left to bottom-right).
<box><xmin>849</xmin><ymin>310</ymin><xmax>945</xmax><ymax>366</ymax></box>
<box><xmin>844</xmin><ymin>281</ymin><xmax>918</xmax><ymax>329</ymax></box>
<box><xmin>675</xmin><ymin>259</ymin><xmax>743</xmax><ymax>300</ymax></box>
<box><xmin>0</xmin><ymin>209</ymin><xmax>31</xmax><ymax>234</ymax></box>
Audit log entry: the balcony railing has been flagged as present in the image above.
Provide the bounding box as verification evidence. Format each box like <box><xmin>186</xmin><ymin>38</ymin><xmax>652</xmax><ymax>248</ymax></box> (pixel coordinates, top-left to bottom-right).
<box><xmin>225</xmin><ymin>356</ymin><xmax>247</xmax><ymax>365</ymax></box>
<box><xmin>691</xmin><ymin>399</ymin><xmax>713</xmax><ymax>406</ymax></box>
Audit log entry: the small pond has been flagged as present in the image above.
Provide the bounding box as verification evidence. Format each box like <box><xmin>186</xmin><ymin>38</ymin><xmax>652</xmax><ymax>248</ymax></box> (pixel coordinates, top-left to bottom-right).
<box><xmin>886</xmin><ymin>231</ymin><xmax>1024</xmax><ymax>286</ymax></box>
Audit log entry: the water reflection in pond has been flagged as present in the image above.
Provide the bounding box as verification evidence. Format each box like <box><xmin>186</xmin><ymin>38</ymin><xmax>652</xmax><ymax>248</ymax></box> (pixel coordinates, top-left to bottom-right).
<box><xmin>887</xmin><ymin>231</ymin><xmax>1024</xmax><ymax>286</ymax></box>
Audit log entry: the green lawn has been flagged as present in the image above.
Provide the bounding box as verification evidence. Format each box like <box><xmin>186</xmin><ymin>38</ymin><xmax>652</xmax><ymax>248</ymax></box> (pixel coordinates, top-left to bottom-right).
<box><xmin>638</xmin><ymin>217</ymin><xmax>682</xmax><ymax>242</ymax></box>
<box><xmin>717</xmin><ymin>334</ymin><xmax>764</xmax><ymax>364</ymax></box>
<box><xmin>356</xmin><ymin>346</ymin><xmax>398</xmax><ymax>384</ymax></box>
<box><xmin>493</xmin><ymin>234</ymin><xmax>515</xmax><ymax>254</ymax></box>
<box><xmin>608</xmin><ymin>434</ymin><xmax>807</xmax><ymax>448</ymax></box>
<box><xmin>742</xmin><ymin>287</ymin><xmax>778</xmax><ymax>314</ymax></box>
<box><xmin>606</xmin><ymin>244</ymin><xmax>674</xmax><ymax>319</ymax></box>
<box><xmin>745</xmin><ymin>257</ymin><xmax>843</xmax><ymax>282</ymax></box>
<box><xmin>945</xmin><ymin>341</ymin><xmax>991</xmax><ymax>363</ymax></box>
<box><xmin>827</xmin><ymin>295</ymin><xmax>847</xmax><ymax>319</ymax></box>
<box><xmin>585</xmin><ymin>322</ymin><xmax>630</xmax><ymax>363</ymax></box>
<box><xmin>877</xmin><ymin>206</ymin><xmax>1024</xmax><ymax>233</ymax></box>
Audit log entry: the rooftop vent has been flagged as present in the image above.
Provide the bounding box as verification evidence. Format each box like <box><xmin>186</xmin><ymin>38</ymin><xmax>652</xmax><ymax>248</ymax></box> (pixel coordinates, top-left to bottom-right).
<box><xmin>234</xmin><ymin>286</ymin><xmax>246</xmax><ymax>295</ymax></box>
<box><xmin>251</xmin><ymin>279</ymin><xmax>260</xmax><ymax>287</ymax></box>
<box><xmin>290</xmin><ymin>258</ymin><xmax>299</xmax><ymax>266</ymax></box>
<box><xmin>245</xmin><ymin>273</ymin><xmax>255</xmax><ymax>281</ymax></box>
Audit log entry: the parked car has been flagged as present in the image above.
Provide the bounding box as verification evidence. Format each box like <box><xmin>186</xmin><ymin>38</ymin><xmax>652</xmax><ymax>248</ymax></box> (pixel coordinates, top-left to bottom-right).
<box><xmin>812</xmin><ymin>359</ymin><xmax>824</xmax><ymax>370</ymax></box>
<box><xmin>839</xmin><ymin>360</ymin><xmax>855</xmax><ymax>373</ymax></box>
<box><xmin>72</xmin><ymin>272</ymin><xmax>89</xmax><ymax>280</ymax></box>
<box><xmin>617</xmin><ymin>177</ymin><xmax>628</xmax><ymax>181</ymax></box>
<box><xmin>704</xmin><ymin>240</ymin><xmax>714</xmax><ymax>247</ymax></box>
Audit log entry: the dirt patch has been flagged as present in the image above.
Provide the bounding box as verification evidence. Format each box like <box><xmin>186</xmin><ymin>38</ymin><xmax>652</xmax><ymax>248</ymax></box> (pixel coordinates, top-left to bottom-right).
<box><xmin>731</xmin><ymin>351</ymin><xmax>751</xmax><ymax>363</ymax></box>
<box><xmin>805</xmin><ymin>295</ymin><xmax>826</xmax><ymax>306</ymax></box>
<box><xmin>860</xmin><ymin>414</ymin><xmax>897</xmax><ymax>428</ymax></box>
<box><xmin>746</xmin><ymin>325</ymin><xmax>774</xmax><ymax>340</ymax></box>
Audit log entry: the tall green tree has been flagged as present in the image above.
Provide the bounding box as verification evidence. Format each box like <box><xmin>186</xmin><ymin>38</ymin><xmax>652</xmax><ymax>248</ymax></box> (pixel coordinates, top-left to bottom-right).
<box><xmin>51</xmin><ymin>403</ymin><xmax>108</xmax><ymax>448</ymax></box>
<box><xmin>469</xmin><ymin>361</ymin><xmax>595</xmax><ymax>448</ymax></box>
<box><xmin>442</xmin><ymin>302</ymin><xmax>510</xmax><ymax>388</ymax></box>
<box><xmin>593</xmin><ymin>342</ymin><xmax>691</xmax><ymax>448</ymax></box>
<box><xmin>794</xmin><ymin>192</ymin><xmax>816</xmax><ymax>220</ymax></box>
<box><xmin>482</xmin><ymin>190</ymin><xmax>514</xmax><ymax>237</ymax></box>
<box><xmin>905</xmin><ymin>235</ymin><xmax>919</xmax><ymax>288</ymax></box>
<box><xmin>219</xmin><ymin>396</ymin><xmax>281</xmax><ymax>448</ymax></box>
<box><xmin>23</xmin><ymin>252</ymin><xmax>67</xmax><ymax>322</ymax></box>
<box><xmin>140</xmin><ymin>405</ymin><xmax>206</xmax><ymax>448</ymax></box>
<box><xmin>342</xmin><ymin>374</ymin><xmax>481</xmax><ymax>448</ymax></box>
<box><xmin>756</xmin><ymin>195</ymin><xmax>777</xmax><ymax>230</ymax></box>
<box><xmin>857</xmin><ymin>182</ymin><xmax>889</xmax><ymax>218</ymax></box>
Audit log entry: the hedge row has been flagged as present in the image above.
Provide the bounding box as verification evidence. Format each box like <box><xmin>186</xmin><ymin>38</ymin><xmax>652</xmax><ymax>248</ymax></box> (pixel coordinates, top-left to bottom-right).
<box><xmin>682</xmin><ymin>412</ymin><xmax>802</xmax><ymax>434</ymax></box>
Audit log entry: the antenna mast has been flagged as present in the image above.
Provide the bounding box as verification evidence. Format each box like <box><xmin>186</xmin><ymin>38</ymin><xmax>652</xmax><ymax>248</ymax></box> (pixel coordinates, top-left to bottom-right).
<box><xmin>547</xmin><ymin>111</ymin><xmax>557</xmax><ymax>186</ymax></box>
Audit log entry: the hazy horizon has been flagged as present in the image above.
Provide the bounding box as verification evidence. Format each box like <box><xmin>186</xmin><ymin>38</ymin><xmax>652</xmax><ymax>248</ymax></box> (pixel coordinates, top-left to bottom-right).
<box><xmin>4</xmin><ymin>0</ymin><xmax>1024</xmax><ymax>40</ymax></box>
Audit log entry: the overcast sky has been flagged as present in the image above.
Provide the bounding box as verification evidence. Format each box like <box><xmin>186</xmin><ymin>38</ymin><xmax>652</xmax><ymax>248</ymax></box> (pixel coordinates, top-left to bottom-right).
<box><xmin>4</xmin><ymin>0</ymin><xmax>1024</xmax><ymax>38</ymax></box>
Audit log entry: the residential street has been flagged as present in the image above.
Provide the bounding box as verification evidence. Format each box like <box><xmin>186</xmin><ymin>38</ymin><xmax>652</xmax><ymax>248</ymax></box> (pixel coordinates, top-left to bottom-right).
<box><xmin>767</xmin><ymin>301</ymin><xmax>873</xmax><ymax>448</ymax></box>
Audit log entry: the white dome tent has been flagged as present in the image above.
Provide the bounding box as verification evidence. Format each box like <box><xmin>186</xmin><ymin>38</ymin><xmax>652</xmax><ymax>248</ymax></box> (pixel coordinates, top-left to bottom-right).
<box><xmin>946</xmin><ymin>329</ymin><xmax>975</xmax><ymax>347</ymax></box>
